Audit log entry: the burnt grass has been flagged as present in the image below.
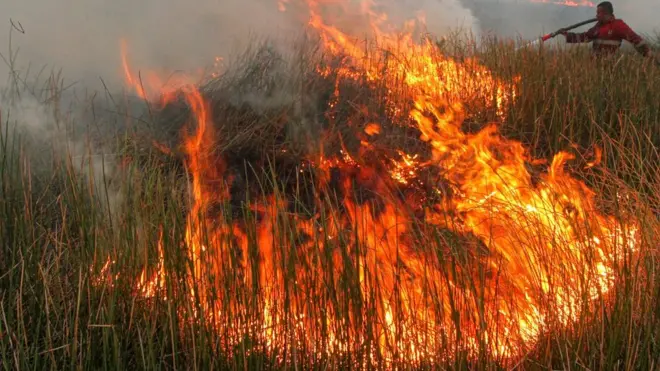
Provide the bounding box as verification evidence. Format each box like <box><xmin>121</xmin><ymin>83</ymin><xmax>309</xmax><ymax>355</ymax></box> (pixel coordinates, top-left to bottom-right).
<box><xmin>144</xmin><ymin>48</ymin><xmax>517</xmax><ymax>223</ymax></box>
<box><xmin>131</xmin><ymin>41</ymin><xmax>652</xmax><ymax>264</ymax></box>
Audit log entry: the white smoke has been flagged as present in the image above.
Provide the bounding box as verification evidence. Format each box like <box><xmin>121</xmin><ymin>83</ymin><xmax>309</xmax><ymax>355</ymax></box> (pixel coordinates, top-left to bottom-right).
<box><xmin>0</xmin><ymin>0</ymin><xmax>654</xmax><ymax>215</ymax></box>
<box><xmin>0</xmin><ymin>89</ymin><xmax>124</xmax><ymax>216</ymax></box>
<box><xmin>0</xmin><ymin>0</ymin><xmax>481</xmax><ymax>203</ymax></box>
<box><xmin>466</xmin><ymin>0</ymin><xmax>659</xmax><ymax>43</ymax></box>
<box><xmin>611</xmin><ymin>0</ymin><xmax>660</xmax><ymax>36</ymax></box>
<box><xmin>0</xmin><ymin>0</ymin><xmax>656</xmax><ymax>92</ymax></box>
<box><xmin>0</xmin><ymin>0</ymin><xmax>483</xmax><ymax>92</ymax></box>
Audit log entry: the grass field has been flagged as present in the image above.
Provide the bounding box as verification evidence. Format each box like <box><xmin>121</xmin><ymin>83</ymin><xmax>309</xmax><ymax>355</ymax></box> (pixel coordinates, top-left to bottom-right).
<box><xmin>1</xmin><ymin>24</ymin><xmax>659</xmax><ymax>370</ymax></box>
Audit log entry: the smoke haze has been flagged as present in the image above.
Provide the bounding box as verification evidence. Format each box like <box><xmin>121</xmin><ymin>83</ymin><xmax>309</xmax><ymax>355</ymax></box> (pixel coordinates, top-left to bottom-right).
<box><xmin>0</xmin><ymin>0</ymin><xmax>655</xmax><ymax>216</ymax></box>
<box><xmin>467</xmin><ymin>0</ymin><xmax>658</xmax><ymax>42</ymax></box>
<box><xmin>0</xmin><ymin>0</ymin><xmax>657</xmax><ymax>92</ymax></box>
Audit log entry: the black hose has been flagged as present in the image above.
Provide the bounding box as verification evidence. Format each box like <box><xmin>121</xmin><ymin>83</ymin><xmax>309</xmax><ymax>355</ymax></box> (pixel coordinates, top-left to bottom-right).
<box><xmin>543</xmin><ymin>17</ymin><xmax>597</xmax><ymax>40</ymax></box>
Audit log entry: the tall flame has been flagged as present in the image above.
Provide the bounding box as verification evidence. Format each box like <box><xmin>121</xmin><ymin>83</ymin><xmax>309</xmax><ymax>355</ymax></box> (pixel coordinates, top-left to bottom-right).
<box><xmin>115</xmin><ymin>0</ymin><xmax>640</xmax><ymax>366</ymax></box>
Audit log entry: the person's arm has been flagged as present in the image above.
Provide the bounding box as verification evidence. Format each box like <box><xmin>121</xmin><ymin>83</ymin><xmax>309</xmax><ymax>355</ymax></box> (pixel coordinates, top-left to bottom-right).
<box><xmin>615</xmin><ymin>20</ymin><xmax>651</xmax><ymax>56</ymax></box>
<box><xmin>563</xmin><ymin>25</ymin><xmax>598</xmax><ymax>43</ymax></box>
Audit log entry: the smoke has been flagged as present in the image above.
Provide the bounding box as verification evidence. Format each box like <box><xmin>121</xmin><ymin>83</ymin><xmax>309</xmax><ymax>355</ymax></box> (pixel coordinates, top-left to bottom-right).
<box><xmin>0</xmin><ymin>0</ymin><xmax>480</xmax><ymax>209</ymax></box>
<box><xmin>0</xmin><ymin>0</ymin><xmax>301</xmax><ymax>218</ymax></box>
<box><xmin>0</xmin><ymin>0</ymin><xmax>654</xmax><ymax>215</ymax></box>
<box><xmin>611</xmin><ymin>0</ymin><xmax>660</xmax><ymax>36</ymax></box>
<box><xmin>0</xmin><ymin>88</ymin><xmax>125</xmax><ymax>216</ymax></box>
<box><xmin>0</xmin><ymin>0</ymin><xmax>287</xmax><ymax>92</ymax></box>
<box><xmin>0</xmin><ymin>0</ymin><xmax>483</xmax><ymax>92</ymax></box>
<box><xmin>1</xmin><ymin>0</ymin><xmax>657</xmax><ymax>92</ymax></box>
<box><xmin>466</xmin><ymin>0</ymin><xmax>659</xmax><ymax>42</ymax></box>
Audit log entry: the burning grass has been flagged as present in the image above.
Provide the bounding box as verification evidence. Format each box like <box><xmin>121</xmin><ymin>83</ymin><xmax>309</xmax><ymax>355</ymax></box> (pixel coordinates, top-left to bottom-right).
<box><xmin>2</xmin><ymin>15</ymin><xmax>660</xmax><ymax>371</ymax></box>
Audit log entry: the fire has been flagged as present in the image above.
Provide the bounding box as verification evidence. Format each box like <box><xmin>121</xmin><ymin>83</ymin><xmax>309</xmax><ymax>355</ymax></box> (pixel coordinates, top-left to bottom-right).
<box><xmin>120</xmin><ymin>38</ymin><xmax>223</xmax><ymax>105</ymax></box>
<box><xmin>104</xmin><ymin>0</ymin><xmax>641</xmax><ymax>367</ymax></box>
<box><xmin>306</xmin><ymin>0</ymin><xmax>518</xmax><ymax>120</ymax></box>
<box><xmin>530</xmin><ymin>0</ymin><xmax>596</xmax><ymax>7</ymax></box>
<box><xmin>389</xmin><ymin>150</ymin><xmax>421</xmax><ymax>185</ymax></box>
<box><xmin>137</xmin><ymin>227</ymin><xmax>166</xmax><ymax>298</ymax></box>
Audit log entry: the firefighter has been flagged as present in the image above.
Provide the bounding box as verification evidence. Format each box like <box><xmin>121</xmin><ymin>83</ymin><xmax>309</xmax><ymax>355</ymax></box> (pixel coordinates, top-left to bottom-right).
<box><xmin>559</xmin><ymin>1</ymin><xmax>654</xmax><ymax>59</ymax></box>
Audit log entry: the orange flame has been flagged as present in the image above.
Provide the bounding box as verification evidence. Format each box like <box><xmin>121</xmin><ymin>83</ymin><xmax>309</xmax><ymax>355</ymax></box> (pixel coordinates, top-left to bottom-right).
<box><xmin>530</xmin><ymin>0</ymin><xmax>596</xmax><ymax>7</ymax></box>
<box><xmin>138</xmin><ymin>226</ymin><xmax>166</xmax><ymax>298</ymax></box>
<box><xmin>120</xmin><ymin>38</ymin><xmax>223</xmax><ymax>106</ymax></box>
<box><xmin>106</xmin><ymin>0</ymin><xmax>641</xmax><ymax>366</ymax></box>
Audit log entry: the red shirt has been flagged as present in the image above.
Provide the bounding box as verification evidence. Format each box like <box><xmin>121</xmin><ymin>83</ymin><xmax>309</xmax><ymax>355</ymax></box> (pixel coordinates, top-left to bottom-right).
<box><xmin>565</xmin><ymin>18</ymin><xmax>650</xmax><ymax>56</ymax></box>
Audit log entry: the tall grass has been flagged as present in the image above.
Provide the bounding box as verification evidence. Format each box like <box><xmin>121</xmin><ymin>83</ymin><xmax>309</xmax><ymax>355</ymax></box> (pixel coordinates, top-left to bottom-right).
<box><xmin>1</xmin><ymin>32</ymin><xmax>659</xmax><ymax>370</ymax></box>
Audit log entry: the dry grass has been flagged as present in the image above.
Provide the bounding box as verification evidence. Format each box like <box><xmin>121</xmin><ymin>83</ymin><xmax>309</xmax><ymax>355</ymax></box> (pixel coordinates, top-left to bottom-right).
<box><xmin>1</xmin><ymin>32</ymin><xmax>659</xmax><ymax>370</ymax></box>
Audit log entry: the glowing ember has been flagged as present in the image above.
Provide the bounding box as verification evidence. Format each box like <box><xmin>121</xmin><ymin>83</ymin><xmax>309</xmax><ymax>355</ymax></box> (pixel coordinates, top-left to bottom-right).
<box><xmin>138</xmin><ymin>227</ymin><xmax>166</xmax><ymax>298</ymax></box>
<box><xmin>389</xmin><ymin>150</ymin><xmax>421</xmax><ymax>185</ymax></box>
<box><xmin>100</xmin><ymin>0</ymin><xmax>641</xmax><ymax>367</ymax></box>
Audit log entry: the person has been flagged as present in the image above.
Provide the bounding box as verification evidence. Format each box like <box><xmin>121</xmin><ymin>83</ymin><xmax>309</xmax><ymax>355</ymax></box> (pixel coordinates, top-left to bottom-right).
<box><xmin>559</xmin><ymin>1</ymin><xmax>654</xmax><ymax>59</ymax></box>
